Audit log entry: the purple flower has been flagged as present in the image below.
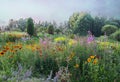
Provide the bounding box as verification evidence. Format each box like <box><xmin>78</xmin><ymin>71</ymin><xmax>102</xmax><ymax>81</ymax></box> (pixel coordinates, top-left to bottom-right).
<box><xmin>87</xmin><ymin>31</ymin><xmax>94</xmax><ymax>43</ymax></box>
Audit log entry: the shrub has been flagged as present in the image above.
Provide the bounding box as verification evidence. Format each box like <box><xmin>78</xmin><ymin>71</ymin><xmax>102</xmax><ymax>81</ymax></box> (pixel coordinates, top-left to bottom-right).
<box><xmin>101</xmin><ymin>25</ymin><xmax>118</xmax><ymax>36</ymax></box>
<box><xmin>55</xmin><ymin>28</ymin><xmax>61</xmax><ymax>34</ymax></box>
<box><xmin>110</xmin><ymin>30</ymin><xmax>120</xmax><ymax>41</ymax></box>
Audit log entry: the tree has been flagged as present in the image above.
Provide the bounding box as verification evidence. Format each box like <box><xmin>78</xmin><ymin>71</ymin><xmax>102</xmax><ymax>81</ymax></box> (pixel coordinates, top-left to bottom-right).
<box><xmin>27</xmin><ymin>18</ymin><xmax>34</xmax><ymax>36</ymax></box>
<box><xmin>106</xmin><ymin>18</ymin><xmax>120</xmax><ymax>28</ymax></box>
<box><xmin>69</xmin><ymin>12</ymin><xmax>79</xmax><ymax>28</ymax></box>
<box><xmin>69</xmin><ymin>12</ymin><xmax>94</xmax><ymax>35</ymax></box>
<box><xmin>101</xmin><ymin>25</ymin><xmax>118</xmax><ymax>36</ymax></box>
<box><xmin>17</xmin><ymin>18</ymin><xmax>27</xmax><ymax>31</ymax></box>
<box><xmin>93</xmin><ymin>16</ymin><xmax>106</xmax><ymax>37</ymax></box>
<box><xmin>47</xmin><ymin>25</ymin><xmax>54</xmax><ymax>34</ymax></box>
<box><xmin>8</xmin><ymin>19</ymin><xmax>17</xmax><ymax>31</ymax></box>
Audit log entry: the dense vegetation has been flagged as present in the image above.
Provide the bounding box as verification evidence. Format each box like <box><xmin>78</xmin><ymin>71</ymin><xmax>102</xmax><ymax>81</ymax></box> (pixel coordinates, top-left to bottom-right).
<box><xmin>0</xmin><ymin>12</ymin><xmax>120</xmax><ymax>82</ymax></box>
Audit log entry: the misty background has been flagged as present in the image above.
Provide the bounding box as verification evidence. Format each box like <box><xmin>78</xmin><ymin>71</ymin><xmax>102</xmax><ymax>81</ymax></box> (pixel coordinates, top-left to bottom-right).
<box><xmin>0</xmin><ymin>0</ymin><xmax>120</xmax><ymax>26</ymax></box>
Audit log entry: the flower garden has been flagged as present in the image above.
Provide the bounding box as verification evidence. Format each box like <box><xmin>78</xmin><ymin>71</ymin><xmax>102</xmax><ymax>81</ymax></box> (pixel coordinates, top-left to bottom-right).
<box><xmin>0</xmin><ymin>32</ymin><xmax>120</xmax><ymax>82</ymax></box>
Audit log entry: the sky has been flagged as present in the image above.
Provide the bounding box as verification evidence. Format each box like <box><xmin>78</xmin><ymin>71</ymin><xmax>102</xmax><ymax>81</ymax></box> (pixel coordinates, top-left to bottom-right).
<box><xmin>0</xmin><ymin>0</ymin><xmax>120</xmax><ymax>26</ymax></box>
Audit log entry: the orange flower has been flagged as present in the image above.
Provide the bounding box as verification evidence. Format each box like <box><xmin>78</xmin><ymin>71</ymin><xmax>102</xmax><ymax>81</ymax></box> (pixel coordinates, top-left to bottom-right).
<box><xmin>93</xmin><ymin>58</ymin><xmax>98</xmax><ymax>64</ymax></box>
<box><xmin>36</xmin><ymin>47</ymin><xmax>41</xmax><ymax>50</ymax></box>
<box><xmin>87</xmin><ymin>58</ymin><xmax>91</xmax><ymax>63</ymax></box>
<box><xmin>32</xmin><ymin>47</ymin><xmax>36</xmax><ymax>51</ymax></box>
<box><xmin>3</xmin><ymin>46</ymin><xmax>10</xmax><ymax>50</ymax></box>
<box><xmin>2</xmin><ymin>49</ymin><xmax>7</xmax><ymax>53</ymax></box>
<box><xmin>90</xmin><ymin>55</ymin><xmax>95</xmax><ymax>59</ymax></box>
<box><xmin>0</xmin><ymin>52</ymin><xmax>4</xmax><ymax>56</ymax></box>
<box><xmin>19</xmin><ymin>46</ymin><xmax>22</xmax><ymax>49</ymax></box>
<box><xmin>13</xmin><ymin>45</ymin><xmax>19</xmax><ymax>48</ymax></box>
<box><xmin>74</xmin><ymin>64</ymin><xmax>79</xmax><ymax>68</ymax></box>
<box><xmin>10</xmin><ymin>50</ymin><xmax>15</xmax><ymax>54</ymax></box>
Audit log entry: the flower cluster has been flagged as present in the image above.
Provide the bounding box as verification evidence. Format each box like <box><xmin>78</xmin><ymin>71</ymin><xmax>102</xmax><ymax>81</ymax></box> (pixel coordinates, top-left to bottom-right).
<box><xmin>0</xmin><ymin>42</ymin><xmax>22</xmax><ymax>57</ymax></box>
<box><xmin>87</xmin><ymin>55</ymin><xmax>98</xmax><ymax>64</ymax></box>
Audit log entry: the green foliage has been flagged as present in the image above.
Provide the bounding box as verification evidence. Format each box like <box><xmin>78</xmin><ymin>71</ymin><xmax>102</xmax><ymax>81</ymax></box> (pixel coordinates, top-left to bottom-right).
<box><xmin>102</xmin><ymin>24</ymin><xmax>118</xmax><ymax>36</ymax></box>
<box><xmin>93</xmin><ymin>16</ymin><xmax>106</xmax><ymax>37</ymax></box>
<box><xmin>27</xmin><ymin>18</ymin><xmax>34</xmax><ymax>36</ymax></box>
<box><xmin>69</xmin><ymin>12</ymin><xmax>94</xmax><ymax>36</ymax></box>
<box><xmin>17</xmin><ymin>18</ymin><xmax>27</xmax><ymax>31</ymax></box>
<box><xmin>110</xmin><ymin>30</ymin><xmax>120</xmax><ymax>41</ymax></box>
<box><xmin>55</xmin><ymin>28</ymin><xmax>61</xmax><ymax>34</ymax></box>
<box><xmin>34</xmin><ymin>56</ymin><xmax>58</xmax><ymax>77</ymax></box>
<box><xmin>0</xmin><ymin>35</ymin><xmax>120</xmax><ymax>82</ymax></box>
<box><xmin>47</xmin><ymin>25</ymin><xmax>54</xmax><ymax>34</ymax></box>
<box><xmin>106</xmin><ymin>18</ymin><xmax>120</xmax><ymax>28</ymax></box>
<box><xmin>69</xmin><ymin>12</ymin><xmax>79</xmax><ymax>28</ymax></box>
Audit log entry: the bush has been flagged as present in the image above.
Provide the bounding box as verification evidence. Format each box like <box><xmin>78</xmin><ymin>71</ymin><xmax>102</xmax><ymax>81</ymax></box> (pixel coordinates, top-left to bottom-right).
<box><xmin>110</xmin><ymin>30</ymin><xmax>120</xmax><ymax>41</ymax></box>
<box><xmin>101</xmin><ymin>25</ymin><xmax>118</xmax><ymax>36</ymax></box>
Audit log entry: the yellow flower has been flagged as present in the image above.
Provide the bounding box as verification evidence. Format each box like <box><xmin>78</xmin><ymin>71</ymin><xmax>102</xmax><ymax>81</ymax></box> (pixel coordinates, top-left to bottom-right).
<box><xmin>68</xmin><ymin>39</ymin><xmax>77</xmax><ymax>46</ymax></box>
<box><xmin>87</xmin><ymin>58</ymin><xmax>91</xmax><ymax>63</ymax></box>
<box><xmin>74</xmin><ymin>64</ymin><xmax>79</xmax><ymax>68</ymax></box>
<box><xmin>54</xmin><ymin>37</ymin><xmax>66</xmax><ymax>42</ymax></box>
<box><xmin>68</xmin><ymin>52</ymin><xmax>75</xmax><ymax>60</ymax></box>
<box><xmin>93</xmin><ymin>58</ymin><xmax>98</xmax><ymax>64</ymax></box>
<box><xmin>90</xmin><ymin>55</ymin><xmax>95</xmax><ymax>59</ymax></box>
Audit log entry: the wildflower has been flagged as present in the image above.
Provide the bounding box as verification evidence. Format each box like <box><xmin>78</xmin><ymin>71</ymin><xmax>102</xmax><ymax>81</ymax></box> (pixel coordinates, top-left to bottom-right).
<box><xmin>67</xmin><ymin>52</ymin><xmax>75</xmax><ymax>62</ymax></box>
<box><xmin>2</xmin><ymin>49</ymin><xmax>7</xmax><ymax>53</ymax></box>
<box><xmin>6</xmin><ymin>42</ymin><xmax>12</xmax><ymax>45</ymax></box>
<box><xmin>8</xmin><ymin>55</ymin><xmax>14</xmax><ymax>58</ymax></box>
<box><xmin>36</xmin><ymin>47</ymin><xmax>40</xmax><ymax>50</ymax></box>
<box><xmin>10</xmin><ymin>50</ymin><xmax>15</xmax><ymax>54</ymax></box>
<box><xmin>32</xmin><ymin>47</ymin><xmax>36</xmax><ymax>51</ymax></box>
<box><xmin>19</xmin><ymin>46</ymin><xmax>22</xmax><ymax>49</ymax></box>
<box><xmin>13</xmin><ymin>46</ymin><xmax>19</xmax><ymax>48</ymax></box>
<box><xmin>54</xmin><ymin>37</ymin><xmax>66</xmax><ymax>42</ymax></box>
<box><xmin>93</xmin><ymin>58</ymin><xmax>98</xmax><ymax>64</ymax></box>
<box><xmin>87</xmin><ymin>31</ymin><xmax>94</xmax><ymax>43</ymax></box>
<box><xmin>74</xmin><ymin>64</ymin><xmax>79</xmax><ymax>68</ymax></box>
<box><xmin>3</xmin><ymin>46</ymin><xmax>10</xmax><ymax>50</ymax></box>
<box><xmin>87</xmin><ymin>58</ymin><xmax>91</xmax><ymax>63</ymax></box>
<box><xmin>0</xmin><ymin>52</ymin><xmax>4</xmax><ymax>56</ymax></box>
<box><xmin>90</xmin><ymin>55</ymin><xmax>95</xmax><ymax>59</ymax></box>
<box><xmin>68</xmin><ymin>39</ymin><xmax>77</xmax><ymax>46</ymax></box>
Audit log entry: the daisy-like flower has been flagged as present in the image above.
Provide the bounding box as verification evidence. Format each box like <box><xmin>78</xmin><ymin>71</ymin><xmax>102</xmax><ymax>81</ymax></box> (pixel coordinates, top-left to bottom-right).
<box><xmin>90</xmin><ymin>55</ymin><xmax>95</xmax><ymax>59</ymax></box>
<box><xmin>87</xmin><ymin>58</ymin><xmax>91</xmax><ymax>63</ymax></box>
<box><xmin>74</xmin><ymin>64</ymin><xmax>79</xmax><ymax>68</ymax></box>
